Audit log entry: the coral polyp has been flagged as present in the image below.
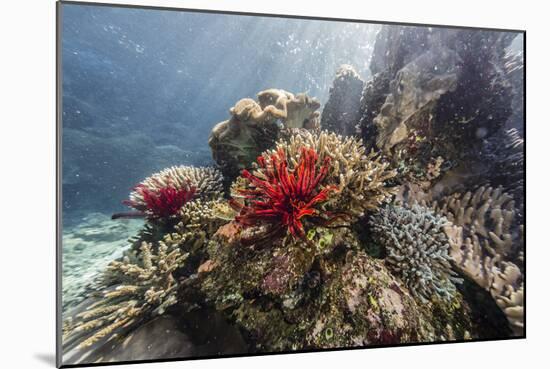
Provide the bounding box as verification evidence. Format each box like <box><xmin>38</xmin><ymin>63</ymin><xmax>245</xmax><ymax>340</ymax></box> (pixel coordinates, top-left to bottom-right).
<box><xmin>231</xmin><ymin>146</ymin><xmax>337</xmax><ymax>241</ymax></box>
<box><xmin>124</xmin><ymin>184</ymin><xmax>196</xmax><ymax>218</ymax></box>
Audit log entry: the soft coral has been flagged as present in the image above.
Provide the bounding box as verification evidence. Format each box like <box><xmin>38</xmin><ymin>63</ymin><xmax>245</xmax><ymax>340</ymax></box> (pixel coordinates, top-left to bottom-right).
<box><xmin>231</xmin><ymin>146</ymin><xmax>337</xmax><ymax>243</ymax></box>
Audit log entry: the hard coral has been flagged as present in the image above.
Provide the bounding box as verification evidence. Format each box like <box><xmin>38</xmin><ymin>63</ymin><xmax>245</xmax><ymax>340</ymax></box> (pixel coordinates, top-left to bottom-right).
<box><xmin>115</xmin><ymin>166</ymin><xmax>223</xmax><ymax>220</ymax></box>
<box><xmin>371</xmin><ymin>204</ymin><xmax>462</xmax><ymax>302</ymax></box>
<box><xmin>231</xmin><ymin>146</ymin><xmax>338</xmax><ymax>242</ymax></box>
<box><xmin>269</xmin><ymin>130</ymin><xmax>397</xmax><ymax>219</ymax></box>
<box><xmin>124</xmin><ymin>184</ymin><xmax>196</xmax><ymax>218</ymax></box>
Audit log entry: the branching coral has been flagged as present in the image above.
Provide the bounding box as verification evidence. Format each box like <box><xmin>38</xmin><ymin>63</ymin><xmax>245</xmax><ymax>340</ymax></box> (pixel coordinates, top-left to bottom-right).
<box><xmin>266</xmin><ymin>130</ymin><xmax>397</xmax><ymax>218</ymax></box>
<box><xmin>116</xmin><ymin>166</ymin><xmax>223</xmax><ymax>220</ymax></box>
<box><xmin>371</xmin><ymin>204</ymin><xmax>462</xmax><ymax>302</ymax></box>
<box><xmin>230</xmin><ymin>146</ymin><xmax>338</xmax><ymax>242</ymax></box>
<box><xmin>63</xmin><ymin>241</ymin><xmax>187</xmax><ymax>350</ymax></box>
<box><xmin>229</xmin><ymin>130</ymin><xmax>396</xmax><ymax>245</ymax></box>
<box><xmin>433</xmin><ymin>186</ymin><xmax>524</xmax><ymax>335</ymax></box>
<box><xmin>162</xmin><ymin>199</ymin><xmax>228</xmax><ymax>255</ymax></box>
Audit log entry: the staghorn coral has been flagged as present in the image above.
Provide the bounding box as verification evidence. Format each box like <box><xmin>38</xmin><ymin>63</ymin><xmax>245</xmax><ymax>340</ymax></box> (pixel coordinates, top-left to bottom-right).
<box><xmin>63</xmin><ymin>241</ymin><xmax>187</xmax><ymax>350</ymax></box>
<box><xmin>371</xmin><ymin>204</ymin><xmax>462</xmax><ymax>302</ymax></box>
<box><xmin>260</xmin><ymin>129</ymin><xmax>397</xmax><ymax>219</ymax></box>
<box><xmin>115</xmin><ymin>166</ymin><xmax>223</xmax><ymax>220</ymax></box>
<box><xmin>208</xmin><ymin>90</ymin><xmax>321</xmax><ymax>185</ymax></box>
<box><xmin>230</xmin><ymin>146</ymin><xmax>339</xmax><ymax>243</ymax></box>
<box><xmin>433</xmin><ymin>186</ymin><xmax>524</xmax><ymax>335</ymax></box>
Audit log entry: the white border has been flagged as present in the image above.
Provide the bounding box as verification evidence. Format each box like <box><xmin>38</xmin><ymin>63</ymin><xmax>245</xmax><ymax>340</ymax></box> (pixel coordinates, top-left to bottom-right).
<box><xmin>1</xmin><ymin>1</ymin><xmax>546</xmax><ymax>368</ymax></box>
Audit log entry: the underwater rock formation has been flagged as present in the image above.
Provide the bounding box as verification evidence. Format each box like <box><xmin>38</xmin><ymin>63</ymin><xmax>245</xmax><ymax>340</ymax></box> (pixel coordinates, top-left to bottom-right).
<box><xmin>320</xmin><ymin>65</ymin><xmax>365</xmax><ymax>136</ymax></box>
<box><xmin>433</xmin><ymin>186</ymin><xmax>524</xmax><ymax>335</ymax></box>
<box><xmin>357</xmin><ymin>26</ymin><xmax>518</xmax><ymax>177</ymax></box>
<box><xmin>201</xmin><ymin>224</ymin><xmax>425</xmax><ymax>350</ymax></box>
<box><xmin>371</xmin><ymin>204</ymin><xmax>462</xmax><ymax>302</ymax></box>
<box><xmin>200</xmin><ymin>219</ymin><xmax>483</xmax><ymax>350</ymax></box>
<box><xmin>208</xmin><ymin>90</ymin><xmax>320</xmax><ymax>186</ymax></box>
<box><xmin>503</xmin><ymin>50</ymin><xmax>525</xmax><ymax>134</ymax></box>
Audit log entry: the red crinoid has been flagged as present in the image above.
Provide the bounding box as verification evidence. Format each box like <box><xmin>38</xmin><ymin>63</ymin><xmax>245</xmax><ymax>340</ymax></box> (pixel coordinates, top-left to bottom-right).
<box><xmin>118</xmin><ymin>183</ymin><xmax>196</xmax><ymax>219</ymax></box>
<box><xmin>231</xmin><ymin>146</ymin><xmax>339</xmax><ymax>244</ymax></box>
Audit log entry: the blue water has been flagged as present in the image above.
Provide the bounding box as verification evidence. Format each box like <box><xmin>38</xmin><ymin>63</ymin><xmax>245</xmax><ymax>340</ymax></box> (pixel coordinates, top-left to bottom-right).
<box><xmin>61</xmin><ymin>4</ymin><xmax>380</xmax><ymax>224</ymax></box>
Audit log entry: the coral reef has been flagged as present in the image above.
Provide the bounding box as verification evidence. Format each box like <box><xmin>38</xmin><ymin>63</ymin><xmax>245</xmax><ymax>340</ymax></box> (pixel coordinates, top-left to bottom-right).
<box><xmin>433</xmin><ymin>186</ymin><xmax>524</xmax><ymax>335</ymax></box>
<box><xmin>208</xmin><ymin>89</ymin><xmax>320</xmax><ymax>186</ymax></box>
<box><xmin>320</xmin><ymin>65</ymin><xmax>365</xmax><ymax>136</ymax></box>
<box><xmin>357</xmin><ymin>26</ymin><xmax>517</xmax><ymax>174</ymax></box>
<box><xmin>61</xmin><ymin>22</ymin><xmax>524</xmax><ymax>365</ymax></box>
<box><xmin>230</xmin><ymin>146</ymin><xmax>338</xmax><ymax>243</ymax></box>
<box><xmin>63</xmin><ymin>241</ymin><xmax>186</xmax><ymax>351</ymax></box>
<box><xmin>252</xmin><ymin>130</ymin><xmax>397</xmax><ymax>221</ymax></box>
<box><xmin>371</xmin><ymin>204</ymin><xmax>462</xmax><ymax>302</ymax></box>
<box><xmin>200</xmin><ymin>222</ymin><xmax>481</xmax><ymax>350</ymax></box>
<box><xmin>116</xmin><ymin>166</ymin><xmax>223</xmax><ymax>220</ymax></box>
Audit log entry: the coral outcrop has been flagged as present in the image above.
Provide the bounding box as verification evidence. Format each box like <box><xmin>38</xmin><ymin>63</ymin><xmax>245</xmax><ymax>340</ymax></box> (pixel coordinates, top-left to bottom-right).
<box><xmin>357</xmin><ymin>26</ymin><xmax>518</xmax><ymax>177</ymax></box>
<box><xmin>320</xmin><ymin>65</ymin><xmax>365</xmax><ymax>136</ymax></box>
<box><xmin>208</xmin><ymin>89</ymin><xmax>321</xmax><ymax>186</ymax></box>
<box><xmin>252</xmin><ymin>130</ymin><xmax>397</xmax><ymax>221</ymax></box>
<box><xmin>371</xmin><ymin>204</ymin><xmax>462</xmax><ymax>302</ymax></box>
<box><xmin>201</xmin><ymin>224</ymin><xmax>429</xmax><ymax>350</ymax></box>
<box><xmin>230</xmin><ymin>146</ymin><xmax>337</xmax><ymax>242</ymax></box>
<box><xmin>116</xmin><ymin>166</ymin><xmax>223</xmax><ymax>220</ymax></box>
<box><xmin>433</xmin><ymin>186</ymin><xmax>524</xmax><ymax>335</ymax></box>
<box><xmin>61</xmin><ymin>22</ymin><xmax>524</xmax><ymax>365</ymax></box>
